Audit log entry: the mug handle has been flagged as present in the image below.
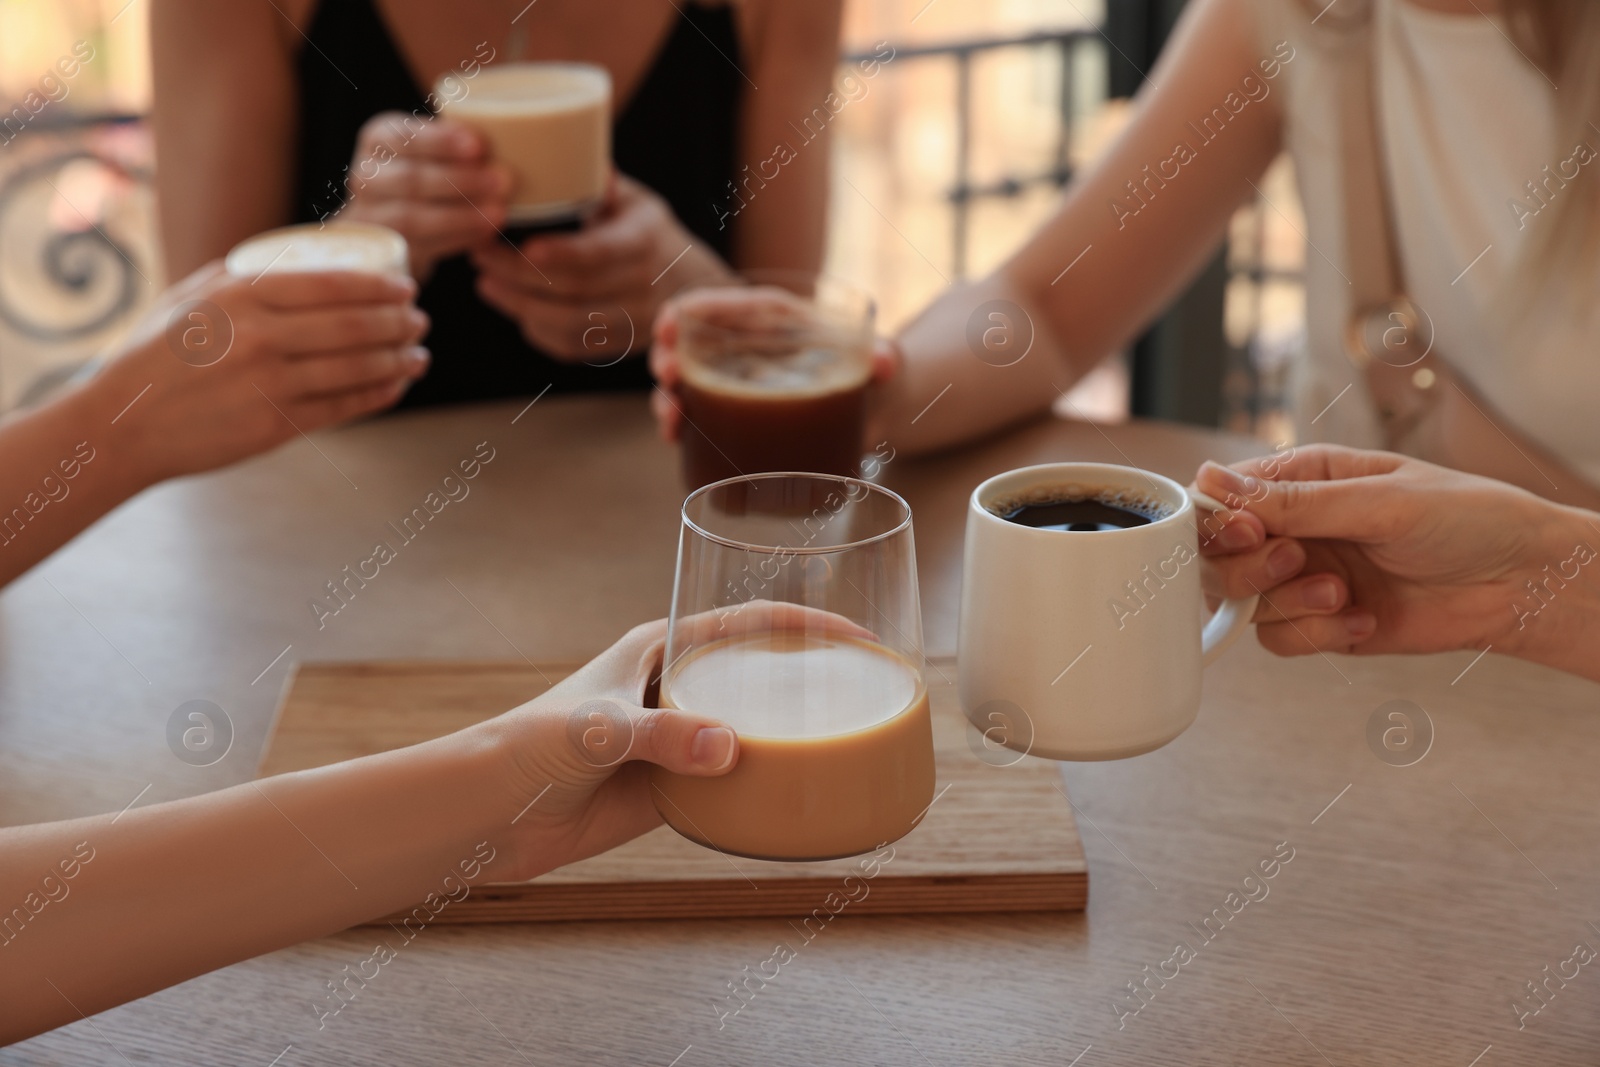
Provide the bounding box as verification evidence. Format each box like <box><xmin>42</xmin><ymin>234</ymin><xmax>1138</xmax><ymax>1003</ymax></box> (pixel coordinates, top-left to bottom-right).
<box><xmin>1188</xmin><ymin>486</ymin><xmax>1260</xmax><ymax>668</ymax></box>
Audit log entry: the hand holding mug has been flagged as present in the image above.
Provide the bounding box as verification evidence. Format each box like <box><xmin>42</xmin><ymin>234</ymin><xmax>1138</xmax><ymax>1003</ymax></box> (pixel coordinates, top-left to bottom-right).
<box><xmin>99</xmin><ymin>257</ymin><xmax>428</xmax><ymax>484</ymax></box>
<box><xmin>1195</xmin><ymin>445</ymin><xmax>1600</xmax><ymax>666</ymax></box>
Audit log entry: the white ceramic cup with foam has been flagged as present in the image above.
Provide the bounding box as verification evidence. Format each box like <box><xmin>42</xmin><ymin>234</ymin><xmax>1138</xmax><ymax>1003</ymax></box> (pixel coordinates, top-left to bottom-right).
<box><xmin>957</xmin><ymin>462</ymin><xmax>1258</xmax><ymax>761</ymax></box>
<box><xmin>225</xmin><ymin>222</ymin><xmax>409</xmax><ymax>279</ymax></box>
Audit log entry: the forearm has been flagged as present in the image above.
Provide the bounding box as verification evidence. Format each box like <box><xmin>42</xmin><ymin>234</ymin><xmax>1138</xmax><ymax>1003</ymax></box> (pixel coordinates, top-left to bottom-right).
<box><xmin>1507</xmin><ymin>505</ymin><xmax>1600</xmax><ymax>682</ymax></box>
<box><xmin>877</xmin><ymin>272</ymin><xmax>1066</xmax><ymax>455</ymax></box>
<box><xmin>0</xmin><ymin>372</ymin><xmax>155</xmax><ymax>587</ymax></box>
<box><xmin>0</xmin><ymin>723</ymin><xmax>516</xmax><ymax>1042</ymax></box>
<box><xmin>726</xmin><ymin>0</ymin><xmax>839</xmax><ymax>274</ymax></box>
<box><xmin>152</xmin><ymin>0</ymin><xmax>295</xmax><ymax>278</ymax></box>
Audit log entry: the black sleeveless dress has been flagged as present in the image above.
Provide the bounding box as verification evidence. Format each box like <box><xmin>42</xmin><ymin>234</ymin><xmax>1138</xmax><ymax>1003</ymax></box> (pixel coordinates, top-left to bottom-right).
<box><xmin>290</xmin><ymin>0</ymin><xmax>743</xmax><ymax>407</ymax></box>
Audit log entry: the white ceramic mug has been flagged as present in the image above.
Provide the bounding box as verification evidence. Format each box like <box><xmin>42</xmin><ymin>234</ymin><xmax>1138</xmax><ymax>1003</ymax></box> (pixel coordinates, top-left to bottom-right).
<box><xmin>957</xmin><ymin>462</ymin><xmax>1257</xmax><ymax>761</ymax></box>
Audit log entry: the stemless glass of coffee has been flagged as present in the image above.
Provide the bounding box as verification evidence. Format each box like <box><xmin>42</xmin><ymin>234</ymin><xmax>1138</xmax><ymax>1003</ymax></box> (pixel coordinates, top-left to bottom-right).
<box><xmin>434</xmin><ymin>62</ymin><xmax>611</xmax><ymax>234</ymax></box>
<box><xmin>674</xmin><ymin>274</ymin><xmax>875</xmax><ymax>490</ymax></box>
<box><xmin>650</xmin><ymin>472</ymin><xmax>934</xmax><ymax>862</ymax></box>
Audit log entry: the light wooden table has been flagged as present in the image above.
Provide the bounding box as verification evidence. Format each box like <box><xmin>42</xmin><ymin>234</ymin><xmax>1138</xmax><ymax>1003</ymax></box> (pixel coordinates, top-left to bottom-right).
<box><xmin>4</xmin><ymin>396</ymin><xmax>1598</xmax><ymax>1066</ymax></box>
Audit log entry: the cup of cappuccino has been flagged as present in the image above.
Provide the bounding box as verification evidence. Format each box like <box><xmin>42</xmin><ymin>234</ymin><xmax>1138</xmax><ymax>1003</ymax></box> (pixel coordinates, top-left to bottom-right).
<box><xmin>435</xmin><ymin>62</ymin><xmax>611</xmax><ymax>231</ymax></box>
<box><xmin>958</xmin><ymin>462</ymin><xmax>1258</xmax><ymax>761</ymax></box>
<box><xmin>225</xmin><ymin>222</ymin><xmax>409</xmax><ymax>278</ymax></box>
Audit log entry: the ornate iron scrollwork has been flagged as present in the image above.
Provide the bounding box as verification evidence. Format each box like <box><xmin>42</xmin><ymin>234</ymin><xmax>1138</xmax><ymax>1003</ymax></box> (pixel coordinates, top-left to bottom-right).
<box><xmin>0</xmin><ymin>149</ymin><xmax>147</xmax><ymax>342</ymax></box>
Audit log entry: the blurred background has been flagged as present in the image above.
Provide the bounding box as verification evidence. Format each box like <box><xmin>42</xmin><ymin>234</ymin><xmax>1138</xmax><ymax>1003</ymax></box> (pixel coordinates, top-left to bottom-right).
<box><xmin>0</xmin><ymin>0</ymin><xmax>1304</xmax><ymax>443</ymax></box>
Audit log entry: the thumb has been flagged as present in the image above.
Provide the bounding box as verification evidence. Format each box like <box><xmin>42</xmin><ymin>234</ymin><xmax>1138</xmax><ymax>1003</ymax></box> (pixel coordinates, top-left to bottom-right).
<box><xmin>563</xmin><ymin>699</ymin><xmax>738</xmax><ymax>777</ymax></box>
<box><xmin>1196</xmin><ymin>460</ymin><xmax>1401</xmax><ymax>543</ymax></box>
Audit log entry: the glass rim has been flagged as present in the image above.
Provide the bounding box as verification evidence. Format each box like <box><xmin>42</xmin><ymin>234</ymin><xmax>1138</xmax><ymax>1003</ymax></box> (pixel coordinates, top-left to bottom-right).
<box><xmin>674</xmin><ymin>270</ymin><xmax>875</xmax><ymax>345</ymax></box>
<box><xmin>680</xmin><ymin>471</ymin><xmax>912</xmax><ymax>556</ymax></box>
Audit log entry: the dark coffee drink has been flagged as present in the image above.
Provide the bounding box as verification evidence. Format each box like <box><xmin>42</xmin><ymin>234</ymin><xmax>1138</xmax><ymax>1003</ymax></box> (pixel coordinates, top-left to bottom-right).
<box><xmin>675</xmin><ymin>281</ymin><xmax>873</xmax><ymax>490</ymax></box>
<box><xmin>678</xmin><ymin>365</ymin><xmax>869</xmax><ymax>490</ymax></box>
<box><xmin>991</xmin><ymin>487</ymin><xmax>1171</xmax><ymax>532</ymax></box>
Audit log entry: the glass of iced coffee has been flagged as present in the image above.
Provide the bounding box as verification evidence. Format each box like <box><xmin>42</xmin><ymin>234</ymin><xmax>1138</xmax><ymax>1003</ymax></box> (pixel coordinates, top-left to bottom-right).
<box><xmin>650</xmin><ymin>472</ymin><xmax>934</xmax><ymax>862</ymax></box>
<box><xmin>673</xmin><ymin>274</ymin><xmax>875</xmax><ymax>490</ymax></box>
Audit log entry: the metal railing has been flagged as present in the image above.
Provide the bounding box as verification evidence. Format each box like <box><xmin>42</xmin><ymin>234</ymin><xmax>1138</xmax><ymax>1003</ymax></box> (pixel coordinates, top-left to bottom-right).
<box><xmin>1221</xmin><ymin>195</ymin><xmax>1305</xmax><ymax>436</ymax></box>
<box><xmin>847</xmin><ymin>28</ymin><xmax>1100</xmax><ymax>279</ymax></box>
<box><xmin>0</xmin><ymin>113</ymin><xmax>149</xmax><ymax>328</ymax></box>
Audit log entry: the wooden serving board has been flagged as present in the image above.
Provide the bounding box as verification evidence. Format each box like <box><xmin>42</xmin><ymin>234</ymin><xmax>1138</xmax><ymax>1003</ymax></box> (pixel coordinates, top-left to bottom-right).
<box><xmin>260</xmin><ymin>657</ymin><xmax>1086</xmax><ymax>923</ymax></box>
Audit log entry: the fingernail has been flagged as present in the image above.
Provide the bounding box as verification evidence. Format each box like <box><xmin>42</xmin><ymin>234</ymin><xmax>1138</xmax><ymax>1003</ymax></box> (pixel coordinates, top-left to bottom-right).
<box><xmin>1202</xmin><ymin>460</ymin><xmax>1260</xmax><ymax>500</ymax></box>
<box><xmin>1216</xmin><ymin>521</ymin><xmax>1260</xmax><ymax>550</ymax></box>
<box><xmin>1344</xmin><ymin>611</ymin><xmax>1377</xmax><ymax>639</ymax></box>
<box><xmin>690</xmin><ymin>726</ymin><xmax>736</xmax><ymax>770</ymax></box>
<box><xmin>1303</xmin><ymin>575</ymin><xmax>1340</xmax><ymax>610</ymax></box>
<box><xmin>408</xmin><ymin>308</ymin><xmax>430</xmax><ymax>332</ymax></box>
<box><xmin>405</xmin><ymin>346</ymin><xmax>430</xmax><ymax>368</ymax></box>
<box><xmin>1266</xmin><ymin>540</ymin><xmax>1304</xmax><ymax>581</ymax></box>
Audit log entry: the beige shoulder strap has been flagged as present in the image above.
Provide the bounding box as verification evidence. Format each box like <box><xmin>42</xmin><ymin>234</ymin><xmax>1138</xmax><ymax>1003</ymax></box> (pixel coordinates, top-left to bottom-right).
<box><xmin>1319</xmin><ymin>0</ymin><xmax>1442</xmax><ymax>445</ymax></box>
<box><xmin>1334</xmin><ymin>10</ymin><xmax>1401</xmax><ymax>306</ymax></box>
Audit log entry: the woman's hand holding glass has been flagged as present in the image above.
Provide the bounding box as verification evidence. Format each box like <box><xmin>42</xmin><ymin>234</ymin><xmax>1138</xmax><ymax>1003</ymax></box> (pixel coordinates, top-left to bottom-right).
<box><xmin>488</xmin><ymin>619</ymin><xmax>739</xmax><ymax>881</ymax></box>
<box><xmin>647</xmin><ymin>288</ymin><xmax>901</xmax><ymax>442</ymax></box>
<box><xmin>0</xmin><ymin>619</ymin><xmax>738</xmax><ymax>1043</ymax></box>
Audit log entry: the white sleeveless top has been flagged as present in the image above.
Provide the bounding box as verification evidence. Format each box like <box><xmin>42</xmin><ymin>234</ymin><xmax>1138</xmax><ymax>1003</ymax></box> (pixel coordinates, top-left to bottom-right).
<box><xmin>1250</xmin><ymin>0</ymin><xmax>1600</xmax><ymax>484</ymax></box>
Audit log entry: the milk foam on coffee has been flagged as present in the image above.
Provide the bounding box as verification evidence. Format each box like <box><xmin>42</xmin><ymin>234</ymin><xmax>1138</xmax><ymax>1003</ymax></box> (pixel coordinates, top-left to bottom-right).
<box><xmin>437</xmin><ymin>63</ymin><xmax>611</xmax><ymax>222</ymax></box>
<box><xmin>665</xmin><ymin>633</ymin><xmax>920</xmax><ymax>739</ymax></box>
<box><xmin>225</xmin><ymin>223</ymin><xmax>408</xmax><ymax>277</ymax></box>
<box><xmin>680</xmin><ymin>343</ymin><xmax>872</xmax><ymax>399</ymax></box>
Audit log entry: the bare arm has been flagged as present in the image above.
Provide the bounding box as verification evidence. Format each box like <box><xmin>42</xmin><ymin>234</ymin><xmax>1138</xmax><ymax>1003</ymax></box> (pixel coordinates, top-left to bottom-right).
<box><xmin>0</xmin><ymin>623</ymin><xmax>737</xmax><ymax>1043</ymax></box>
<box><xmin>725</xmin><ymin>0</ymin><xmax>843</xmax><ymax>272</ymax></box>
<box><xmin>2</xmin><ymin>727</ymin><xmax>508</xmax><ymax>1041</ymax></box>
<box><xmin>0</xmin><ymin>384</ymin><xmax>148</xmax><ymax>586</ymax></box>
<box><xmin>0</xmin><ymin>265</ymin><xmax>426</xmax><ymax>588</ymax></box>
<box><xmin>1526</xmin><ymin>515</ymin><xmax>1600</xmax><ymax>682</ymax></box>
<box><xmin>880</xmin><ymin>0</ymin><xmax>1285</xmax><ymax>454</ymax></box>
<box><xmin>152</xmin><ymin>0</ymin><xmax>303</xmax><ymax>279</ymax></box>
<box><xmin>1198</xmin><ymin>445</ymin><xmax>1600</xmax><ymax>682</ymax></box>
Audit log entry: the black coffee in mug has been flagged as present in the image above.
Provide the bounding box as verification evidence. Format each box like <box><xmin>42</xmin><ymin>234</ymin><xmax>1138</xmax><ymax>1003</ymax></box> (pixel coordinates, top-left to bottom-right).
<box><xmin>991</xmin><ymin>487</ymin><xmax>1172</xmax><ymax>533</ymax></box>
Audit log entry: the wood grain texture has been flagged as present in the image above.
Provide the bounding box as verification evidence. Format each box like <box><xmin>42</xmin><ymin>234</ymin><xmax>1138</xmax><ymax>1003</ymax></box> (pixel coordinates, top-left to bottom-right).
<box><xmin>258</xmin><ymin>657</ymin><xmax>1087</xmax><ymax>922</ymax></box>
<box><xmin>7</xmin><ymin>397</ymin><xmax>1598</xmax><ymax>1065</ymax></box>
